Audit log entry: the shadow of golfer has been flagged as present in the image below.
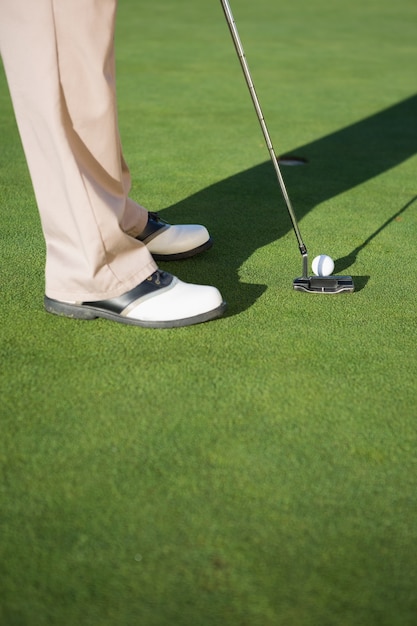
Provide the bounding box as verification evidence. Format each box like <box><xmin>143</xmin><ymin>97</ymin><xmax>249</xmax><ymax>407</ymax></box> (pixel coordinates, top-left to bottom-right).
<box><xmin>161</xmin><ymin>94</ymin><xmax>417</xmax><ymax>312</ymax></box>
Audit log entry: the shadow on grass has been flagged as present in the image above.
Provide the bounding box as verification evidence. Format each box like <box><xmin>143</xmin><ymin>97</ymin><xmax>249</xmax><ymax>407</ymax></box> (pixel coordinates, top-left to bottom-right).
<box><xmin>330</xmin><ymin>192</ymin><xmax>417</xmax><ymax>293</ymax></box>
<box><xmin>162</xmin><ymin>94</ymin><xmax>417</xmax><ymax>312</ymax></box>
<box><xmin>333</xmin><ymin>194</ymin><xmax>417</xmax><ymax>272</ymax></box>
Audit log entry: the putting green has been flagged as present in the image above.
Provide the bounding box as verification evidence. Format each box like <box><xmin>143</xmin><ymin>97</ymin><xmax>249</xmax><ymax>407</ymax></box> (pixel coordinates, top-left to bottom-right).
<box><xmin>1</xmin><ymin>0</ymin><xmax>417</xmax><ymax>624</ymax></box>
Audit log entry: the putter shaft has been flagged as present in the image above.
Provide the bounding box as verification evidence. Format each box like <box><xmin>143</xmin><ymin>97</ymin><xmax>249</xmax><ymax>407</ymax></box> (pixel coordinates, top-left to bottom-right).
<box><xmin>220</xmin><ymin>0</ymin><xmax>307</xmax><ymax>260</ymax></box>
<box><xmin>220</xmin><ymin>0</ymin><xmax>354</xmax><ymax>293</ymax></box>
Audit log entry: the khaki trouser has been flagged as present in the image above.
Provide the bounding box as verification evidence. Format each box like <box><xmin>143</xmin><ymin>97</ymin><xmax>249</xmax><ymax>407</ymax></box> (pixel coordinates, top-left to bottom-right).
<box><xmin>0</xmin><ymin>0</ymin><xmax>157</xmax><ymax>301</ymax></box>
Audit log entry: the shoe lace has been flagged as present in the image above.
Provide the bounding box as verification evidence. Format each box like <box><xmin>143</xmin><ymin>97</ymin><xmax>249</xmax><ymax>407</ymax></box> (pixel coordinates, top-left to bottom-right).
<box><xmin>146</xmin><ymin>269</ymin><xmax>171</xmax><ymax>287</ymax></box>
<box><xmin>149</xmin><ymin>212</ymin><xmax>168</xmax><ymax>225</ymax></box>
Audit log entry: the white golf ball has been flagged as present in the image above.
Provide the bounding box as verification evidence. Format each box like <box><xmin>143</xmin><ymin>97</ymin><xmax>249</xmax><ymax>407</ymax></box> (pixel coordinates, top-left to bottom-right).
<box><xmin>312</xmin><ymin>254</ymin><xmax>334</xmax><ymax>277</ymax></box>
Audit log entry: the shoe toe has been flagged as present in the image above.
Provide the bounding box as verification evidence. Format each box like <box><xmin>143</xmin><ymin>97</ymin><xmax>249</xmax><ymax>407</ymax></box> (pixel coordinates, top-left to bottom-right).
<box><xmin>145</xmin><ymin>224</ymin><xmax>210</xmax><ymax>256</ymax></box>
<box><xmin>127</xmin><ymin>277</ymin><xmax>224</xmax><ymax>323</ymax></box>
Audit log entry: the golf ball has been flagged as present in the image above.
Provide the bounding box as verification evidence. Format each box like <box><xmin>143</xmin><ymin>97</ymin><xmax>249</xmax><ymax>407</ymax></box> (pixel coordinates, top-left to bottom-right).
<box><xmin>312</xmin><ymin>254</ymin><xmax>334</xmax><ymax>277</ymax></box>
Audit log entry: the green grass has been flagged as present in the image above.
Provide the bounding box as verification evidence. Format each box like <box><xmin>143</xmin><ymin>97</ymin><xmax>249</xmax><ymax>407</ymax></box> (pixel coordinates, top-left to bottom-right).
<box><xmin>1</xmin><ymin>0</ymin><xmax>417</xmax><ymax>624</ymax></box>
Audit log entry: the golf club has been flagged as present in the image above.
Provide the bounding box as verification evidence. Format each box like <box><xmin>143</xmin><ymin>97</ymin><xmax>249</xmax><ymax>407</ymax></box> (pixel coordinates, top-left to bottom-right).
<box><xmin>219</xmin><ymin>0</ymin><xmax>354</xmax><ymax>293</ymax></box>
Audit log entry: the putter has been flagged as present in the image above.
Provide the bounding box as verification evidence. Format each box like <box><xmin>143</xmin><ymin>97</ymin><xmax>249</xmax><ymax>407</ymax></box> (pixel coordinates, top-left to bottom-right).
<box><xmin>219</xmin><ymin>0</ymin><xmax>354</xmax><ymax>293</ymax></box>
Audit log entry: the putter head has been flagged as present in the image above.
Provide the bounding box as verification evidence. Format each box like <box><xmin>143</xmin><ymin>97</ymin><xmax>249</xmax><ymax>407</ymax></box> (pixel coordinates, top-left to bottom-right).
<box><xmin>293</xmin><ymin>275</ymin><xmax>355</xmax><ymax>293</ymax></box>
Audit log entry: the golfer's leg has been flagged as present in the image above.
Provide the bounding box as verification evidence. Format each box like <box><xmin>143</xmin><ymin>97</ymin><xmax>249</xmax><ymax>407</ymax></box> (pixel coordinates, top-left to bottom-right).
<box><xmin>0</xmin><ymin>0</ymin><xmax>156</xmax><ymax>302</ymax></box>
<box><xmin>120</xmin><ymin>152</ymin><xmax>149</xmax><ymax>238</ymax></box>
<box><xmin>52</xmin><ymin>0</ymin><xmax>149</xmax><ymax>238</ymax></box>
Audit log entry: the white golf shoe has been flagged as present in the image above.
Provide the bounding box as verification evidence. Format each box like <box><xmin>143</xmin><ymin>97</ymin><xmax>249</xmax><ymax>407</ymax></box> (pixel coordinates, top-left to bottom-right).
<box><xmin>44</xmin><ymin>270</ymin><xmax>226</xmax><ymax>328</ymax></box>
<box><xmin>137</xmin><ymin>212</ymin><xmax>212</xmax><ymax>260</ymax></box>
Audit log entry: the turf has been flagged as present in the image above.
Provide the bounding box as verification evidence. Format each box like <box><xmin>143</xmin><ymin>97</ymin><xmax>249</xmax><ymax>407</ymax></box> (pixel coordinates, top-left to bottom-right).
<box><xmin>1</xmin><ymin>0</ymin><xmax>417</xmax><ymax>624</ymax></box>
